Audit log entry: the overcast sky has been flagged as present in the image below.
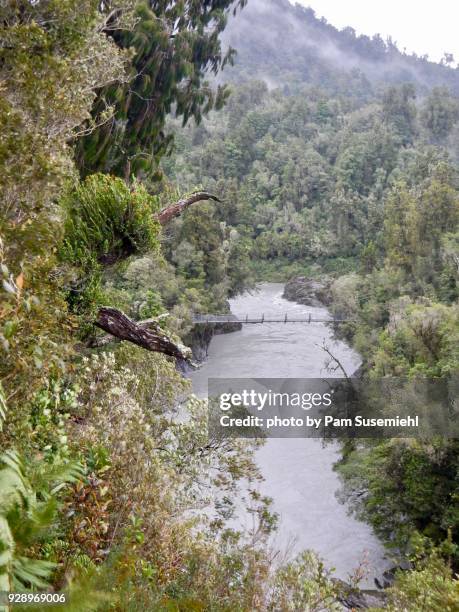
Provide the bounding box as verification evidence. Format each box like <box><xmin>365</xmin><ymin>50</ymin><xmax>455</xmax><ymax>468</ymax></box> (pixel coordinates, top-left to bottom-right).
<box><xmin>293</xmin><ymin>1</ymin><xmax>459</xmax><ymax>63</ymax></box>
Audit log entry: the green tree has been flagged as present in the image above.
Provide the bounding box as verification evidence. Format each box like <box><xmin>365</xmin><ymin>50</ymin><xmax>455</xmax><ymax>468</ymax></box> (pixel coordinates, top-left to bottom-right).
<box><xmin>382</xmin><ymin>84</ymin><xmax>417</xmax><ymax>145</ymax></box>
<box><xmin>383</xmin><ymin>181</ymin><xmax>417</xmax><ymax>273</ymax></box>
<box><xmin>420</xmin><ymin>87</ymin><xmax>459</xmax><ymax>142</ymax></box>
<box><xmin>77</xmin><ymin>0</ymin><xmax>247</xmax><ymax>179</ymax></box>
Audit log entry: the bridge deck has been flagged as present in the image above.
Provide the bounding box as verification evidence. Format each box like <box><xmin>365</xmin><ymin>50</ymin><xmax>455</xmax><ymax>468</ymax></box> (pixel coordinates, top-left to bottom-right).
<box><xmin>192</xmin><ymin>314</ymin><xmax>349</xmax><ymax>324</ymax></box>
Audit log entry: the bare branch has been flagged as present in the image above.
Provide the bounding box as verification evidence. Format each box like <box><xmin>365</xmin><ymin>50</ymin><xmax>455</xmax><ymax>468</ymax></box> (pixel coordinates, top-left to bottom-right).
<box><xmin>94</xmin><ymin>307</ymin><xmax>191</xmax><ymax>361</ymax></box>
<box><xmin>316</xmin><ymin>340</ymin><xmax>351</xmax><ymax>381</ymax></box>
<box><xmin>156</xmin><ymin>191</ymin><xmax>221</xmax><ymax>226</ymax></box>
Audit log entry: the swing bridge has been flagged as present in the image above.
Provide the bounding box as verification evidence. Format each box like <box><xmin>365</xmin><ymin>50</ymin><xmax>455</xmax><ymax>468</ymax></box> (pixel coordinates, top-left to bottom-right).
<box><xmin>192</xmin><ymin>313</ymin><xmax>351</xmax><ymax>325</ymax></box>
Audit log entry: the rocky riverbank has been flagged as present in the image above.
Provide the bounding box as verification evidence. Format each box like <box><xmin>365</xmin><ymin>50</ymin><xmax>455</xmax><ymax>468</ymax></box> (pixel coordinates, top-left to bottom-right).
<box><xmin>282</xmin><ymin>276</ymin><xmax>332</xmax><ymax>307</ymax></box>
<box><xmin>187</xmin><ymin>316</ymin><xmax>242</xmax><ymax>362</ymax></box>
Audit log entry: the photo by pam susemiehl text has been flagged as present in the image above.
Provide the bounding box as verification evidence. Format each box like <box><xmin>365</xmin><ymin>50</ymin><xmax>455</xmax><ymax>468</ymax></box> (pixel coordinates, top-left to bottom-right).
<box><xmin>208</xmin><ymin>377</ymin><xmax>458</xmax><ymax>439</ymax></box>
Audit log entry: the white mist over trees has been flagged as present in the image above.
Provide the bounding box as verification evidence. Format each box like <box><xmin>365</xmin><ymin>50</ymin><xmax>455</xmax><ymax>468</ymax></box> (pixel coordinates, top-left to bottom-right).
<box><xmin>220</xmin><ymin>0</ymin><xmax>459</xmax><ymax>94</ymax></box>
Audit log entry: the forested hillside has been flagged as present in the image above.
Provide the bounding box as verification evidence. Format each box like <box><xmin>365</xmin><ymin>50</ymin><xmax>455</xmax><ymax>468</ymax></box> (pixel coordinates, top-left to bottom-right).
<box><xmin>165</xmin><ymin>80</ymin><xmax>459</xmax><ymax>283</ymax></box>
<box><xmin>221</xmin><ymin>0</ymin><xmax>459</xmax><ymax>95</ymax></box>
<box><xmin>1</xmin><ymin>0</ymin><xmax>459</xmax><ymax>610</ymax></box>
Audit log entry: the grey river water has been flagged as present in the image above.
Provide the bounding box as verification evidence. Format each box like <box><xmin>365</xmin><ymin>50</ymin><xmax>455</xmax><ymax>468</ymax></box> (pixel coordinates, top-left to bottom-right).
<box><xmin>191</xmin><ymin>283</ymin><xmax>390</xmax><ymax>586</ymax></box>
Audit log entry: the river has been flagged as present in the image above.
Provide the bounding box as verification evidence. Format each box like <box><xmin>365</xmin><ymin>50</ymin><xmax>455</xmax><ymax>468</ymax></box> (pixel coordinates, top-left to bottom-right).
<box><xmin>190</xmin><ymin>283</ymin><xmax>390</xmax><ymax>587</ymax></box>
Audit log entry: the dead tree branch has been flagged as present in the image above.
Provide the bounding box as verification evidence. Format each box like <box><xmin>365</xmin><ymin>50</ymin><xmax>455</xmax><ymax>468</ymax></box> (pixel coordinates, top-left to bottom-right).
<box><xmin>94</xmin><ymin>307</ymin><xmax>191</xmax><ymax>361</ymax></box>
<box><xmin>89</xmin><ymin>316</ymin><xmax>165</xmax><ymax>348</ymax></box>
<box><xmin>156</xmin><ymin>191</ymin><xmax>221</xmax><ymax>225</ymax></box>
<box><xmin>316</xmin><ymin>340</ymin><xmax>351</xmax><ymax>381</ymax></box>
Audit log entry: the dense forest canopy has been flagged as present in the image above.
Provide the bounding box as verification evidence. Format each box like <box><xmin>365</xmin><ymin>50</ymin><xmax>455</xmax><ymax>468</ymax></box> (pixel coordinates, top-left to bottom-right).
<box><xmin>1</xmin><ymin>0</ymin><xmax>458</xmax><ymax>609</ymax></box>
<box><xmin>164</xmin><ymin>78</ymin><xmax>459</xmax><ymax>284</ymax></box>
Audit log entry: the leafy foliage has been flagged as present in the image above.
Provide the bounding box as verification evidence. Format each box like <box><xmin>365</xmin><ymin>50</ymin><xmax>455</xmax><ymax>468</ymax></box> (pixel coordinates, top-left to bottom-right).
<box><xmin>0</xmin><ymin>0</ymin><xmax>130</xmax><ymax>260</ymax></box>
<box><xmin>164</xmin><ymin>79</ymin><xmax>459</xmax><ymax>286</ymax></box>
<box><xmin>0</xmin><ymin>448</ymin><xmax>83</xmax><ymax>592</ymax></box>
<box><xmin>0</xmin><ymin>0</ymin><xmax>132</xmax><ymax>435</ymax></box>
<box><xmin>77</xmin><ymin>0</ymin><xmax>248</xmax><ymax>178</ymax></box>
<box><xmin>383</xmin><ymin>556</ymin><xmax>459</xmax><ymax>611</ymax></box>
<box><xmin>61</xmin><ymin>174</ymin><xmax>161</xmax><ymax>266</ymax></box>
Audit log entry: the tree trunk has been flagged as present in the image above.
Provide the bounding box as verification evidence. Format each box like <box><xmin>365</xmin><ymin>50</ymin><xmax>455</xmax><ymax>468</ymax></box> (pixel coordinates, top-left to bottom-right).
<box><xmin>95</xmin><ymin>307</ymin><xmax>191</xmax><ymax>361</ymax></box>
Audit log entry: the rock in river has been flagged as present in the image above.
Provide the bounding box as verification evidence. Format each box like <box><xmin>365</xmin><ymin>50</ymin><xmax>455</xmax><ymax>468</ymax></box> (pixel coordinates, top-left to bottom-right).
<box><xmin>283</xmin><ymin>276</ymin><xmax>332</xmax><ymax>307</ymax></box>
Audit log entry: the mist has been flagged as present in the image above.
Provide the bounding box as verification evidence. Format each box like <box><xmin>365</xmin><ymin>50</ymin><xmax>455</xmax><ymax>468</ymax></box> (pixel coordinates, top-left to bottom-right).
<box><xmin>220</xmin><ymin>0</ymin><xmax>459</xmax><ymax>95</ymax></box>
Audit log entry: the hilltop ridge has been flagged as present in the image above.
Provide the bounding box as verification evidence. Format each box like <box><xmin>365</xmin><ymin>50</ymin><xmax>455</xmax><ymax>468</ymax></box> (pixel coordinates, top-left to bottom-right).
<box><xmin>221</xmin><ymin>0</ymin><xmax>459</xmax><ymax>95</ymax></box>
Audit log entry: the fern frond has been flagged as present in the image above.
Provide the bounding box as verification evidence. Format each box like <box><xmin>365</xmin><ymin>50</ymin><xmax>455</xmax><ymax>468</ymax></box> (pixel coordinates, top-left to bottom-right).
<box><xmin>12</xmin><ymin>556</ymin><xmax>56</xmax><ymax>590</ymax></box>
<box><xmin>0</xmin><ymin>450</ymin><xmax>27</xmax><ymax>510</ymax></box>
<box><xmin>0</xmin><ymin>450</ymin><xmax>82</xmax><ymax>595</ymax></box>
<box><xmin>0</xmin><ymin>515</ymin><xmax>14</xmax><ymax>592</ymax></box>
